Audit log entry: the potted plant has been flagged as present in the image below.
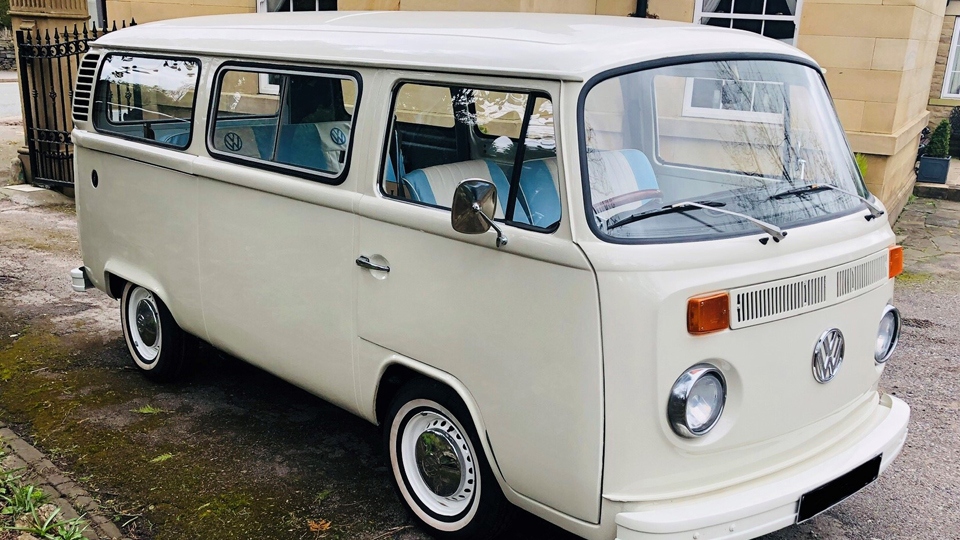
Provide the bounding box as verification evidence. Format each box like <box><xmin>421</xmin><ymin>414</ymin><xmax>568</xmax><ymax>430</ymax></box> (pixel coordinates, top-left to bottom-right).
<box><xmin>918</xmin><ymin>119</ymin><xmax>952</xmax><ymax>184</ymax></box>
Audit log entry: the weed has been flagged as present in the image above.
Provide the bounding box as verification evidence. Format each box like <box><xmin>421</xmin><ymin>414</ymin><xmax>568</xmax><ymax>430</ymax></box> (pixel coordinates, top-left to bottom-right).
<box><xmin>149</xmin><ymin>453</ymin><xmax>173</xmax><ymax>464</ymax></box>
<box><xmin>132</xmin><ymin>405</ymin><xmax>167</xmax><ymax>415</ymax></box>
<box><xmin>1</xmin><ymin>484</ymin><xmax>48</xmax><ymax>516</ymax></box>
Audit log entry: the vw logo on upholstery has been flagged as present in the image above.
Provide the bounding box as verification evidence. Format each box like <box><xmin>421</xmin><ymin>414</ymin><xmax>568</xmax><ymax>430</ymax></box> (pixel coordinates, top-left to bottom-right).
<box><xmin>812</xmin><ymin>328</ymin><xmax>845</xmax><ymax>383</ymax></box>
<box><xmin>330</xmin><ymin>127</ymin><xmax>347</xmax><ymax>146</ymax></box>
<box><xmin>223</xmin><ymin>132</ymin><xmax>243</xmax><ymax>152</ymax></box>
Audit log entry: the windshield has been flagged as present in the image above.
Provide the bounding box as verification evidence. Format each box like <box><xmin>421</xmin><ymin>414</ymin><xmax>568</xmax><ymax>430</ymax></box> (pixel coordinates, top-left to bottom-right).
<box><xmin>581</xmin><ymin>59</ymin><xmax>868</xmax><ymax>243</ymax></box>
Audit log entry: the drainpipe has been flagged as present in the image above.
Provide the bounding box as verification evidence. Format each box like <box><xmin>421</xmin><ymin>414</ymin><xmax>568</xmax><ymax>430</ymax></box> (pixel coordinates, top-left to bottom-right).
<box><xmin>632</xmin><ymin>0</ymin><xmax>648</xmax><ymax>17</ymax></box>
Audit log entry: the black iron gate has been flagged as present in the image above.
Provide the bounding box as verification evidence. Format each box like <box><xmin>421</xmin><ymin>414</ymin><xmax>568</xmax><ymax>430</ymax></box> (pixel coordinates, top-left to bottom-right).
<box><xmin>16</xmin><ymin>22</ymin><xmax>130</xmax><ymax>187</ymax></box>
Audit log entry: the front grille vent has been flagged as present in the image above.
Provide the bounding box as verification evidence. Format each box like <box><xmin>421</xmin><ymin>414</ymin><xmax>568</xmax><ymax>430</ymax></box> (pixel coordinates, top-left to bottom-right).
<box><xmin>728</xmin><ymin>250</ymin><xmax>890</xmax><ymax>329</ymax></box>
<box><xmin>837</xmin><ymin>253</ymin><xmax>888</xmax><ymax>298</ymax></box>
<box><xmin>72</xmin><ymin>52</ymin><xmax>100</xmax><ymax>122</ymax></box>
<box><xmin>735</xmin><ymin>275</ymin><xmax>827</xmax><ymax>325</ymax></box>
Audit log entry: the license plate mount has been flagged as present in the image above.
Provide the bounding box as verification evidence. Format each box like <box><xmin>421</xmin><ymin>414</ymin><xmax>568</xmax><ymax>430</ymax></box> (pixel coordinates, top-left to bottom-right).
<box><xmin>796</xmin><ymin>454</ymin><xmax>882</xmax><ymax>523</ymax></box>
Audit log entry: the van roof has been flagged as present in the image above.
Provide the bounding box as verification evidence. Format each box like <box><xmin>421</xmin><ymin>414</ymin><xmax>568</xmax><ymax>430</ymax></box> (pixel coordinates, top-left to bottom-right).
<box><xmin>92</xmin><ymin>11</ymin><xmax>815</xmax><ymax>81</ymax></box>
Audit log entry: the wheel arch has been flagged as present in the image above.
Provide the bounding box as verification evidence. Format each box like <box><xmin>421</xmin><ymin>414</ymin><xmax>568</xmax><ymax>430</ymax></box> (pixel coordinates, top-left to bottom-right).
<box><xmin>371</xmin><ymin>357</ymin><xmax>509</xmax><ymax>489</ymax></box>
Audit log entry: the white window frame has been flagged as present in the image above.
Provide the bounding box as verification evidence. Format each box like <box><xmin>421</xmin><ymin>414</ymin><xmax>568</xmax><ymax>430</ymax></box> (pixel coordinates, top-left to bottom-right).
<box><xmin>693</xmin><ymin>0</ymin><xmax>804</xmax><ymax>46</ymax></box>
<box><xmin>942</xmin><ymin>18</ymin><xmax>960</xmax><ymax>99</ymax></box>
<box><xmin>681</xmin><ymin>77</ymin><xmax>785</xmax><ymax>124</ymax></box>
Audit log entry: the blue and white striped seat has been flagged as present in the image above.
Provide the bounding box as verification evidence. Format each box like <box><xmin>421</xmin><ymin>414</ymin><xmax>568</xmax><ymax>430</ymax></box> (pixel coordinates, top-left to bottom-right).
<box><xmin>402</xmin><ymin>159</ymin><xmax>516</xmax><ymax>220</ymax></box>
<box><xmin>586</xmin><ymin>149</ymin><xmax>661</xmax><ymax>219</ymax></box>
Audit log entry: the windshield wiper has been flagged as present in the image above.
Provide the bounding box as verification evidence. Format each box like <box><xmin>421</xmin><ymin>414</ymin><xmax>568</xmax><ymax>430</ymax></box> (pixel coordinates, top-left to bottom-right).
<box><xmin>770</xmin><ymin>183</ymin><xmax>885</xmax><ymax>221</ymax></box>
<box><xmin>607</xmin><ymin>200</ymin><xmax>788</xmax><ymax>244</ymax></box>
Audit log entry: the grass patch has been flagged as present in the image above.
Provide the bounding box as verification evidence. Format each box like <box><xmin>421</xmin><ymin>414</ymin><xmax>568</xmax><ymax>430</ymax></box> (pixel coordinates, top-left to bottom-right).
<box><xmin>0</xmin><ymin>442</ymin><xmax>90</xmax><ymax>540</ymax></box>
<box><xmin>131</xmin><ymin>405</ymin><xmax>167</xmax><ymax>415</ymax></box>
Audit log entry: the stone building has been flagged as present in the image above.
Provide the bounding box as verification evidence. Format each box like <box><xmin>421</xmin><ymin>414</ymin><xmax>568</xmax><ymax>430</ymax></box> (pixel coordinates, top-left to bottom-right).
<box><xmin>10</xmin><ymin>0</ymin><xmax>949</xmax><ymax>220</ymax></box>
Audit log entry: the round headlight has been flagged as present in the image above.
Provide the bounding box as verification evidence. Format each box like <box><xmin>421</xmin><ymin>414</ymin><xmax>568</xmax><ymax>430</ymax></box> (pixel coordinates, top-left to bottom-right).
<box><xmin>668</xmin><ymin>364</ymin><xmax>727</xmax><ymax>438</ymax></box>
<box><xmin>875</xmin><ymin>305</ymin><xmax>901</xmax><ymax>364</ymax></box>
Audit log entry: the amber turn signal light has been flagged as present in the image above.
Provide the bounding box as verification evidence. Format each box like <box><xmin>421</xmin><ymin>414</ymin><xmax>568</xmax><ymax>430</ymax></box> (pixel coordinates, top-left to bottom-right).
<box><xmin>888</xmin><ymin>245</ymin><xmax>903</xmax><ymax>279</ymax></box>
<box><xmin>687</xmin><ymin>293</ymin><xmax>730</xmax><ymax>335</ymax></box>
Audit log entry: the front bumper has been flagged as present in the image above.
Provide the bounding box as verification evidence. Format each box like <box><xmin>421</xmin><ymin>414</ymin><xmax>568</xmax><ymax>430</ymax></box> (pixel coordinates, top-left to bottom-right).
<box><xmin>615</xmin><ymin>393</ymin><xmax>909</xmax><ymax>540</ymax></box>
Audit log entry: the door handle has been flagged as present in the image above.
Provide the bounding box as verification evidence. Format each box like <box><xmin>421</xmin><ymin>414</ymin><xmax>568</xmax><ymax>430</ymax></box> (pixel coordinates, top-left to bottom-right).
<box><xmin>356</xmin><ymin>255</ymin><xmax>390</xmax><ymax>273</ymax></box>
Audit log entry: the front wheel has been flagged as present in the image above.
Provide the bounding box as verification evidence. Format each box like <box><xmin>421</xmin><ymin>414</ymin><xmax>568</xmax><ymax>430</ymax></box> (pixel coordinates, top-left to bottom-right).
<box><xmin>120</xmin><ymin>283</ymin><xmax>196</xmax><ymax>382</ymax></box>
<box><xmin>384</xmin><ymin>379</ymin><xmax>513</xmax><ymax>539</ymax></box>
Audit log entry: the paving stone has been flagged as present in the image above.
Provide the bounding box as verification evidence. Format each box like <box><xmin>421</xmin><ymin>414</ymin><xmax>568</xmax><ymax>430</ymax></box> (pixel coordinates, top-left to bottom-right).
<box><xmin>57</xmin><ymin>480</ymin><xmax>87</xmax><ymax>500</ymax></box>
<box><xmin>1</xmin><ymin>453</ymin><xmax>27</xmax><ymax>471</ymax></box>
<box><xmin>46</xmin><ymin>472</ymin><xmax>71</xmax><ymax>487</ymax></box>
<box><xmin>81</xmin><ymin>526</ymin><xmax>99</xmax><ymax>540</ymax></box>
<box><xmin>53</xmin><ymin>498</ymin><xmax>80</xmax><ymax>520</ymax></box>
<box><xmin>7</xmin><ymin>436</ymin><xmax>44</xmax><ymax>464</ymax></box>
<box><xmin>0</xmin><ymin>427</ymin><xmax>19</xmax><ymax>443</ymax></box>
<box><xmin>74</xmin><ymin>495</ymin><xmax>98</xmax><ymax>513</ymax></box>
<box><xmin>38</xmin><ymin>483</ymin><xmax>59</xmax><ymax>500</ymax></box>
<box><xmin>924</xmin><ymin>214</ymin><xmax>959</xmax><ymax>228</ymax></box>
<box><xmin>93</xmin><ymin>516</ymin><xmax>123</xmax><ymax>539</ymax></box>
<box><xmin>32</xmin><ymin>458</ymin><xmax>56</xmax><ymax>474</ymax></box>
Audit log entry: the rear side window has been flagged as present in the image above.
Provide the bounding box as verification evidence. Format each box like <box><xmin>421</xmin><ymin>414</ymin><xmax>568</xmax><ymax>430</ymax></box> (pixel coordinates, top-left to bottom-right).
<box><xmin>209</xmin><ymin>66</ymin><xmax>359</xmax><ymax>181</ymax></box>
<box><xmin>93</xmin><ymin>54</ymin><xmax>200</xmax><ymax>148</ymax></box>
<box><xmin>382</xmin><ymin>82</ymin><xmax>559</xmax><ymax>231</ymax></box>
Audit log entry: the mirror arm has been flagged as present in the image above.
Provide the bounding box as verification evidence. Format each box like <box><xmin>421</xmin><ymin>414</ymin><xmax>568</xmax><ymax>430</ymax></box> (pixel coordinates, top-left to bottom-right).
<box><xmin>472</xmin><ymin>202</ymin><xmax>508</xmax><ymax>248</ymax></box>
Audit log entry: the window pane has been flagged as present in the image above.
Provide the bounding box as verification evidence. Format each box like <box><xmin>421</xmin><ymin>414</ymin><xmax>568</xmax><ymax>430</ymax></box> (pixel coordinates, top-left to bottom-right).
<box><xmin>93</xmin><ymin>55</ymin><xmax>199</xmax><ymax>148</ymax></box>
<box><xmin>702</xmin><ymin>0</ymin><xmax>732</xmax><ymax>13</ymax></box>
<box><xmin>732</xmin><ymin>0</ymin><xmax>763</xmax><ymax>15</ymax></box>
<box><xmin>383</xmin><ymin>83</ymin><xmax>560</xmax><ymax>229</ymax></box>
<box><xmin>763</xmin><ymin>20</ymin><xmax>795</xmax><ymax>42</ymax></box>
<box><xmin>211</xmin><ymin>69</ymin><xmax>357</xmax><ymax>178</ymax></box>
<box><xmin>731</xmin><ymin>18</ymin><xmax>762</xmax><ymax>33</ymax></box>
<box><xmin>948</xmin><ymin>72</ymin><xmax>960</xmax><ymax>96</ymax></box>
<box><xmin>292</xmin><ymin>0</ymin><xmax>315</xmax><ymax>11</ymax></box>
<box><xmin>266</xmin><ymin>0</ymin><xmax>289</xmax><ymax>11</ymax></box>
<box><xmin>702</xmin><ymin>17</ymin><xmax>732</xmax><ymax>28</ymax></box>
<box><xmin>765</xmin><ymin>0</ymin><xmax>796</xmax><ymax>15</ymax></box>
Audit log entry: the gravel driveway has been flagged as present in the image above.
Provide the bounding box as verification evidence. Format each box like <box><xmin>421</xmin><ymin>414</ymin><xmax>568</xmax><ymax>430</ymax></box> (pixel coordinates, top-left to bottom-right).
<box><xmin>0</xmin><ymin>192</ymin><xmax>956</xmax><ymax>540</ymax></box>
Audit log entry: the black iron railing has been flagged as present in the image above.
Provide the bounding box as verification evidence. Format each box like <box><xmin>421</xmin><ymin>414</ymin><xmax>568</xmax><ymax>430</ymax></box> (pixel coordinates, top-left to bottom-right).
<box><xmin>16</xmin><ymin>21</ymin><xmax>133</xmax><ymax>187</ymax></box>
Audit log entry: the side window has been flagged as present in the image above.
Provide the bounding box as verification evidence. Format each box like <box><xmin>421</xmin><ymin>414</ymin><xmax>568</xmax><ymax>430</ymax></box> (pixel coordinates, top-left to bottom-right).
<box><xmin>210</xmin><ymin>67</ymin><xmax>359</xmax><ymax>179</ymax></box>
<box><xmin>93</xmin><ymin>55</ymin><xmax>200</xmax><ymax>148</ymax></box>
<box><xmin>382</xmin><ymin>82</ymin><xmax>560</xmax><ymax>230</ymax></box>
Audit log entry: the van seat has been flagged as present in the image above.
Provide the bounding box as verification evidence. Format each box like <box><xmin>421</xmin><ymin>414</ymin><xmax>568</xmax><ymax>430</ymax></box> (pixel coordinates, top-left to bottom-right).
<box><xmin>312</xmin><ymin>121</ymin><xmax>351</xmax><ymax>172</ymax></box>
<box><xmin>160</xmin><ymin>131</ymin><xmax>190</xmax><ymax>147</ymax></box>
<box><xmin>276</xmin><ymin>123</ymin><xmax>328</xmax><ymax>172</ymax></box>
<box><xmin>587</xmin><ymin>149</ymin><xmax>660</xmax><ymax>216</ymax></box>
<box><xmin>402</xmin><ymin>159</ymin><xmax>515</xmax><ymax>220</ymax></box>
<box><xmin>517</xmin><ymin>158</ymin><xmax>561</xmax><ymax>227</ymax></box>
<box><xmin>212</xmin><ymin>127</ymin><xmax>266</xmax><ymax>160</ymax></box>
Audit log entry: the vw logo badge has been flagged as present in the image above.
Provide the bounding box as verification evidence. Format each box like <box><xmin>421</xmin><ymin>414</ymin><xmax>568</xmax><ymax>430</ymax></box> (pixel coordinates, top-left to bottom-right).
<box><xmin>330</xmin><ymin>127</ymin><xmax>347</xmax><ymax>146</ymax></box>
<box><xmin>812</xmin><ymin>328</ymin><xmax>845</xmax><ymax>383</ymax></box>
<box><xmin>223</xmin><ymin>132</ymin><xmax>243</xmax><ymax>152</ymax></box>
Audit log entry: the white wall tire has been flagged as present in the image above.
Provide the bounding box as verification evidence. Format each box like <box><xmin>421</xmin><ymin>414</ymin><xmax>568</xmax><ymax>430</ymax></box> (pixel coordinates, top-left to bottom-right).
<box><xmin>384</xmin><ymin>379</ymin><xmax>513</xmax><ymax>539</ymax></box>
<box><xmin>120</xmin><ymin>283</ymin><xmax>196</xmax><ymax>382</ymax></box>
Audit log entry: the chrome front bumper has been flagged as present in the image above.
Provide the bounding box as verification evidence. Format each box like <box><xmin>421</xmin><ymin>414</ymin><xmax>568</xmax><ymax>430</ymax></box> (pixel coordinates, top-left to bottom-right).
<box><xmin>615</xmin><ymin>393</ymin><xmax>909</xmax><ymax>540</ymax></box>
<box><xmin>70</xmin><ymin>267</ymin><xmax>93</xmax><ymax>293</ymax></box>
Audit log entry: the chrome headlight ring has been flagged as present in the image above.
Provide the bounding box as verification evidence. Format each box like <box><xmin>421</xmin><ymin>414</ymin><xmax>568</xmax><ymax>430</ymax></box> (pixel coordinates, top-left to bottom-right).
<box><xmin>667</xmin><ymin>363</ymin><xmax>727</xmax><ymax>438</ymax></box>
<box><xmin>875</xmin><ymin>305</ymin><xmax>901</xmax><ymax>364</ymax></box>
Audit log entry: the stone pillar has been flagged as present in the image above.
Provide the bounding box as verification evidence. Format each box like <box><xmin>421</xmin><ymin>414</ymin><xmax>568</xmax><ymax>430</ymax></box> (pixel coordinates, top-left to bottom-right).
<box><xmin>797</xmin><ymin>0</ymin><xmax>946</xmax><ymax>221</ymax></box>
<box><xmin>9</xmin><ymin>0</ymin><xmax>90</xmax><ymax>183</ymax></box>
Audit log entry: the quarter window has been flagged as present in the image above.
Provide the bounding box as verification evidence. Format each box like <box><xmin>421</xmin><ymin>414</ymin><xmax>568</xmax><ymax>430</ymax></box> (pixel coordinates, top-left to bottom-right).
<box><xmin>382</xmin><ymin>82</ymin><xmax>560</xmax><ymax>230</ymax></box>
<box><xmin>210</xmin><ymin>67</ymin><xmax>358</xmax><ymax>180</ymax></box>
<box><xmin>695</xmin><ymin>0</ymin><xmax>802</xmax><ymax>45</ymax></box>
<box><xmin>92</xmin><ymin>54</ymin><xmax>200</xmax><ymax>148</ymax></box>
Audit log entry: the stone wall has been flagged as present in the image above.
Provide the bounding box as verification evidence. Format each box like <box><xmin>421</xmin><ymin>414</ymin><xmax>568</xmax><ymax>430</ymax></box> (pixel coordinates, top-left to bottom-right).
<box><xmin>0</xmin><ymin>32</ymin><xmax>15</xmax><ymax>71</ymax></box>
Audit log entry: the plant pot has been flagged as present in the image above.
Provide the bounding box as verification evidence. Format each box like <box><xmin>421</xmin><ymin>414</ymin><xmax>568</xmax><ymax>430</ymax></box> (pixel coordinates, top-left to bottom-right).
<box><xmin>918</xmin><ymin>155</ymin><xmax>951</xmax><ymax>184</ymax></box>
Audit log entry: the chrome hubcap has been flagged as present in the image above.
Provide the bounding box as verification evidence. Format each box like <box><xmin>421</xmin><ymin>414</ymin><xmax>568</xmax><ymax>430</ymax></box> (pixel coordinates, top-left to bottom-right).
<box><xmin>397</xmin><ymin>408</ymin><xmax>477</xmax><ymax>517</ymax></box>
<box><xmin>126</xmin><ymin>287</ymin><xmax>162</xmax><ymax>364</ymax></box>
<box><xmin>135</xmin><ymin>299</ymin><xmax>159</xmax><ymax>348</ymax></box>
<box><xmin>415</xmin><ymin>428</ymin><xmax>463</xmax><ymax>498</ymax></box>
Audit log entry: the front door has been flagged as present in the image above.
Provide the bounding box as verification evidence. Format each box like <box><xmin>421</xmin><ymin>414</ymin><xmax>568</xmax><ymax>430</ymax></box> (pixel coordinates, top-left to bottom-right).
<box><xmin>356</xmin><ymin>79</ymin><xmax>604</xmax><ymax>523</ymax></box>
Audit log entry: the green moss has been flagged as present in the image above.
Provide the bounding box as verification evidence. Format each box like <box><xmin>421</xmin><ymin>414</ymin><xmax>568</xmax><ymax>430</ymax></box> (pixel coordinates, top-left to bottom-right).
<box><xmin>896</xmin><ymin>271</ymin><xmax>932</xmax><ymax>284</ymax></box>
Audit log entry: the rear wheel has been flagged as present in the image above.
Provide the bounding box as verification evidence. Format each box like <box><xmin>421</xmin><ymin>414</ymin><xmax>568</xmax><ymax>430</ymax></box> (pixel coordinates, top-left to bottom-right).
<box><xmin>120</xmin><ymin>283</ymin><xmax>196</xmax><ymax>382</ymax></box>
<box><xmin>384</xmin><ymin>379</ymin><xmax>513</xmax><ymax>539</ymax></box>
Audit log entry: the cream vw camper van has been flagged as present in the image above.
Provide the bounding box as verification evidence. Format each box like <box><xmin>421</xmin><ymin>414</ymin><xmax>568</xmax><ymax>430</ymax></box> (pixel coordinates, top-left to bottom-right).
<box><xmin>70</xmin><ymin>12</ymin><xmax>909</xmax><ymax>540</ymax></box>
